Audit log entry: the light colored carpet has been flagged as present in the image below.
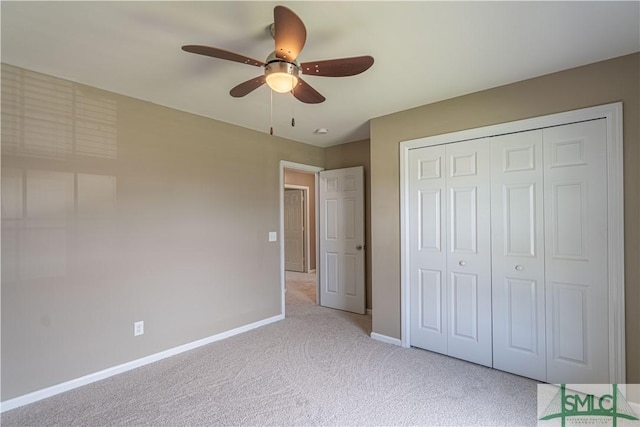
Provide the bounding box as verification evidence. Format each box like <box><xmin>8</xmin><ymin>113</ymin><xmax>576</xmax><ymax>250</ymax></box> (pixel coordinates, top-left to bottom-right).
<box><xmin>2</xmin><ymin>272</ymin><xmax>538</xmax><ymax>426</ymax></box>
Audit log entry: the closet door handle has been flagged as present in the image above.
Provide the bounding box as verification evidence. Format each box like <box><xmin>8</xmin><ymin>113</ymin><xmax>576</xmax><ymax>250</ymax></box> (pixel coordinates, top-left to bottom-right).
<box><xmin>459</xmin><ymin>260</ymin><xmax>466</xmax><ymax>267</ymax></box>
<box><xmin>515</xmin><ymin>265</ymin><xmax>524</xmax><ymax>271</ymax></box>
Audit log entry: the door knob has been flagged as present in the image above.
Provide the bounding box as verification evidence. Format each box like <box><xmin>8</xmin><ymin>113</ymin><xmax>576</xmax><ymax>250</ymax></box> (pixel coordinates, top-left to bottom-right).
<box><xmin>459</xmin><ymin>260</ymin><xmax>466</xmax><ymax>266</ymax></box>
<box><xmin>356</xmin><ymin>245</ymin><xmax>364</xmax><ymax>251</ymax></box>
<box><xmin>515</xmin><ymin>265</ymin><xmax>524</xmax><ymax>271</ymax></box>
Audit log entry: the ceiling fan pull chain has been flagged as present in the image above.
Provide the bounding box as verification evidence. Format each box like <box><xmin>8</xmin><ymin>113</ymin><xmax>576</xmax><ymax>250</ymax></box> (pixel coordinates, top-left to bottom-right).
<box><xmin>291</xmin><ymin>76</ymin><xmax>296</xmax><ymax>127</ymax></box>
<box><xmin>270</xmin><ymin>89</ymin><xmax>274</xmax><ymax>135</ymax></box>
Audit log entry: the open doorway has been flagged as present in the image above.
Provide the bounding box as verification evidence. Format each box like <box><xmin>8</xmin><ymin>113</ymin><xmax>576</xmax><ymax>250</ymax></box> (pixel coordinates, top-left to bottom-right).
<box><xmin>283</xmin><ymin>185</ymin><xmax>317</xmax><ymax>306</ymax></box>
<box><xmin>279</xmin><ymin>161</ymin><xmax>323</xmax><ymax>316</ymax></box>
<box><xmin>284</xmin><ymin>168</ymin><xmax>316</xmax><ymax>304</ymax></box>
<box><xmin>284</xmin><ymin>187</ymin><xmax>308</xmax><ymax>273</ymax></box>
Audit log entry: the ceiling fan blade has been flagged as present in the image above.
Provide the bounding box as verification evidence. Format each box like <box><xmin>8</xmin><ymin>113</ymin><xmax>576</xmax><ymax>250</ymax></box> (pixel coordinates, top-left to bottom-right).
<box><xmin>300</xmin><ymin>56</ymin><xmax>374</xmax><ymax>77</ymax></box>
<box><xmin>273</xmin><ymin>6</ymin><xmax>306</xmax><ymax>62</ymax></box>
<box><xmin>182</xmin><ymin>45</ymin><xmax>264</xmax><ymax>67</ymax></box>
<box><xmin>230</xmin><ymin>76</ymin><xmax>266</xmax><ymax>97</ymax></box>
<box><xmin>293</xmin><ymin>78</ymin><xmax>325</xmax><ymax>104</ymax></box>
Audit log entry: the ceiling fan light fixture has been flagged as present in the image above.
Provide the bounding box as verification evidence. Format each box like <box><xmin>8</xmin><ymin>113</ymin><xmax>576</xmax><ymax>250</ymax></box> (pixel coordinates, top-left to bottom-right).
<box><xmin>265</xmin><ymin>61</ymin><xmax>299</xmax><ymax>93</ymax></box>
<box><xmin>266</xmin><ymin>73</ymin><xmax>299</xmax><ymax>93</ymax></box>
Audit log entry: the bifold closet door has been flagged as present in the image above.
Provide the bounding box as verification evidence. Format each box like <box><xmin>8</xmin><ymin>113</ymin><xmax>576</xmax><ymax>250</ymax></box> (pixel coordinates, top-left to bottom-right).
<box><xmin>543</xmin><ymin>119</ymin><xmax>609</xmax><ymax>383</ymax></box>
<box><xmin>408</xmin><ymin>117</ymin><xmax>612</xmax><ymax>382</ymax></box>
<box><xmin>409</xmin><ymin>139</ymin><xmax>492</xmax><ymax>367</ymax></box>
<box><xmin>445</xmin><ymin>140</ymin><xmax>492</xmax><ymax>367</ymax></box>
<box><xmin>491</xmin><ymin>130</ymin><xmax>547</xmax><ymax>381</ymax></box>
<box><xmin>491</xmin><ymin>120</ymin><xmax>610</xmax><ymax>383</ymax></box>
<box><xmin>409</xmin><ymin>144</ymin><xmax>447</xmax><ymax>354</ymax></box>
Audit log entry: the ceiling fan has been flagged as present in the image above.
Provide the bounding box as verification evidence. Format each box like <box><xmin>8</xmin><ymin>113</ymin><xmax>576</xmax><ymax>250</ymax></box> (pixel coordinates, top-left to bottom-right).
<box><xmin>182</xmin><ymin>5</ymin><xmax>374</xmax><ymax>104</ymax></box>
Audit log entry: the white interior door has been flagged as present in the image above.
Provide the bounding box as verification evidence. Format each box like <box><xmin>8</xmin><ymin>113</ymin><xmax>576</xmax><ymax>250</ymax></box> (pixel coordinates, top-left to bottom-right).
<box><xmin>319</xmin><ymin>167</ymin><xmax>365</xmax><ymax>314</ymax></box>
<box><xmin>284</xmin><ymin>189</ymin><xmax>305</xmax><ymax>272</ymax></box>
<box><xmin>408</xmin><ymin>140</ymin><xmax>492</xmax><ymax>367</ymax></box>
<box><xmin>408</xmin><ymin>144</ymin><xmax>447</xmax><ymax>354</ymax></box>
<box><xmin>491</xmin><ymin>130</ymin><xmax>547</xmax><ymax>381</ymax></box>
<box><xmin>543</xmin><ymin>119</ymin><xmax>609</xmax><ymax>383</ymax></box>
<box><xmin>445</xmin><ymin>139</ymin><xmax>492</xmax><ymax>367</ymax></box>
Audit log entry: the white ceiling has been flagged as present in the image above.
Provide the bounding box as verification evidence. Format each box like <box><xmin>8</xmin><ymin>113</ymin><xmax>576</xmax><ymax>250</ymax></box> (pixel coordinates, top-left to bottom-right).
<box><xmin>2</xmin><ymin>1</ymin><xmax>639</xmax><ymax>147</ymax></box>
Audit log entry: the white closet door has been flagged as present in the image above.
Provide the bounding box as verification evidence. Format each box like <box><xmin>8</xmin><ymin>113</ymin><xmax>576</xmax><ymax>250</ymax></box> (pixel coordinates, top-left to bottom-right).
<box><xmin>491</xmin><ymin>130</ymin><xmax>547</xmax><ymax>381</ymax></box>
<box><xmin>409</xmin><ymin>145</ymin><xmax>447</xmax><ymax>353</ymax></box>
<box><xmin>445</xmin><ymin>139</ymin><xmax>492</xmax><ymax>367</ymax></box>
<box><xmin>544</xmin><ymin>119</ymin><xmax>609</xmax><ymax>383</ymax></box>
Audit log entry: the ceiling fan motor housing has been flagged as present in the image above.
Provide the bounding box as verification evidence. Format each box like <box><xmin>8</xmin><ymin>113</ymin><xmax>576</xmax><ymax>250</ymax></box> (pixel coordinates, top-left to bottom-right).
<box><xmin>265</xmin><ymin>51</ymin><xmax>300</xmax><ymax>75</ymax></box>
<box><xmin>265</xmin><ymin>59</ymin><xmax>300</xmax><ymax>78</ymax></box>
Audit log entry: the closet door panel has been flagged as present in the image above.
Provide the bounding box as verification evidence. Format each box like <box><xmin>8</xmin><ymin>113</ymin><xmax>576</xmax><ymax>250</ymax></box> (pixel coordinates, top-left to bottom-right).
<box><xmin>544</xmin><ymin>119</ymin><xmax>609</xmax><ymax>383</ymax></box>
<box><xmin>491</xmin><ymin>130</ymin><xmax>546</xmax><ymax>381</ymax></box>
<box><xmin>409</xmin><ymin>145</ymin><xmax>447</xmax><ymax>353</ymax></box>
<box><xmin>451</xmin><ymin>272</ymin><xmax>479</xmax><ymax>341</ymax></box>
<box><xmin>446</xmin><ymin>139</ymin><xmax>492</xmax><ymax>367</ymax></box>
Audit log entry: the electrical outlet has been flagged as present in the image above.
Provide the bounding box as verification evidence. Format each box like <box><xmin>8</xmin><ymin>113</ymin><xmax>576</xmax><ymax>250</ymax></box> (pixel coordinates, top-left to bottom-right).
<box><xmin>268</xmin><ymin>231</ymin><xmax>277</xmax><ymax>242</ymax></box>
<box><xmin>134</xmin><ymin>321</ymin><xmax>144</xmax><ymax>336</ymax></box>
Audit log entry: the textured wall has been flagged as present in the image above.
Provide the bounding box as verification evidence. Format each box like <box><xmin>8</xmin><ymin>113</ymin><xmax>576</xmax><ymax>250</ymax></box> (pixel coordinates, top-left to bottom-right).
<box><xmin>0</xmin><ymin>64</ymin><xmax>325</xmax><ymax>400</ymax></box>
<box><xmin>370</xmin><ymin>53</ymin><xmax>639</xmax><ymax>382</ymax></box>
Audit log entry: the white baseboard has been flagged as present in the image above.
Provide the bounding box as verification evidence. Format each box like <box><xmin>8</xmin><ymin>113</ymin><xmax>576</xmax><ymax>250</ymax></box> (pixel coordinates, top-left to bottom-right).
<box><xmin>370</xmin><ymin>332</ymin><xmax>402</xmax><ymax>346</ymax></box>
<box><xmin>0</xmin><ymin>313</ymin><xmax>284</xmax><ymax>413</ymax></box>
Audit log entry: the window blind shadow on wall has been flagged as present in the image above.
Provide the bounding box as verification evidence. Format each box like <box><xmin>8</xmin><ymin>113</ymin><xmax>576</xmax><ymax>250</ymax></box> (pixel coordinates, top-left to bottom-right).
<box><xmin>1</xmin><ymin>64</ymin><xmax>118</xmax><ymax>284</ymax></box>
<box><xmin>1</xmin><ymin>65</ymin><xmax>117</xmax><ymax>161</ymax></box>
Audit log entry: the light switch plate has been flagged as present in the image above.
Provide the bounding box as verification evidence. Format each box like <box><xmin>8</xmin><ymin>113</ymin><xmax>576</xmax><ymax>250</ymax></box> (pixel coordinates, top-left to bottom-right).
<box><xmin>268</xmin><ymin>231</ymin><xmax>277</xmax><ymax>242</ymax></box>
<box><xmin>134</xmin><ymin>321</ymin><xmax>144</xmax><ymax>336</ymax></box>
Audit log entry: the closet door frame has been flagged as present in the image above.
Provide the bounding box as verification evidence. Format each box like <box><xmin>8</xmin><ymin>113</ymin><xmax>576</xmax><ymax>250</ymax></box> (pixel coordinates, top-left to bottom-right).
<box><xmin>399</xmin><ymin>102</ymin><xmax>625</xmax><ymax>383</ymax></box>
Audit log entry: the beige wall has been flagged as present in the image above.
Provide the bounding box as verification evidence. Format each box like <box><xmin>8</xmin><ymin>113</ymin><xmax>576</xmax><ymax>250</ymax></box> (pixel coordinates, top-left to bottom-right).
<box><xmin>370</xmin><ymin>53</ymin><xmax>640</xmax><ymax>382</ymax></box>
<box><xmin>325</xmin><ymin>139</ymin><xmax>371</xmax><ymax>310</ymax></box>
<box><xmin>284</xmin><ymin>169</ymin><xmax>316</xmax><ymax>271</ymax></box>
<box><xmin>0</xmin><ymin>64</ymin><xmax>325</xmax><ymax>400</ymax></box>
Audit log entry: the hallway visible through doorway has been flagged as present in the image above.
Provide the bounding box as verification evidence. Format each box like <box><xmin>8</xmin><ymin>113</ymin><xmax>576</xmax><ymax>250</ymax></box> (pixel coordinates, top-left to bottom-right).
<box><xmin>285</xmin><ymin>271</ymin><xmax>316</xmax><ymax>308</ymax></box>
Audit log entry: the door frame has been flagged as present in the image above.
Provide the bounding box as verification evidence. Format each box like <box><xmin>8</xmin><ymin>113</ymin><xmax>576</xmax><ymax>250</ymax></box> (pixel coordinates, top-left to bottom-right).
<box><xmin>279</xmin><ymin>161</ymin><xmax>323</xmax><ymax>316</ymax></box>
<box><xmin>284</xmin><ymin>185</ymin><xmax>310</xmax><ymax>273</ymax></box>
<box><xmin>399</xmin><ymin>102</ymin><xmax>625</xmax><ymax>382</ymax></box>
